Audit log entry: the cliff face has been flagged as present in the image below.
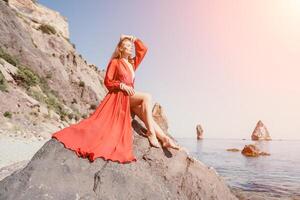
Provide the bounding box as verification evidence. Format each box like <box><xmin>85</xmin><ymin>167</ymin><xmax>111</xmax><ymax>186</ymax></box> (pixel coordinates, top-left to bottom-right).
<box><xmin>0</xmin><ymin>119</ymin><xmax>238</xmax><ymax>200</ymax></box>
<box><xmin>9</xmin><ymin>0</ymin><xmax>69</xmax><ymax>38</ymax></box>
<box><xmin>0</xmin><ymin>0</ymin><xmax>108</xmax><ymax>141</ymax></box>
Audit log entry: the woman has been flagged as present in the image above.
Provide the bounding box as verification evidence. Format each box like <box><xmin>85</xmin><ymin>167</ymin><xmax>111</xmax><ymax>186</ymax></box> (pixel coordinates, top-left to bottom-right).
<box><xmin>52</xmin><ymin>34</ymin><xmax>180</xmax><ymax>164</ymax></box>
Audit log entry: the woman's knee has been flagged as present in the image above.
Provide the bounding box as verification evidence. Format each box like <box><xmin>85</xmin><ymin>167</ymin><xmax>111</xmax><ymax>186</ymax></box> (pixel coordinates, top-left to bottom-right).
<box><xmin>142</xmin><ymin>93</ymin><xmax>152</xmax><ymax>103</ymax></box>
<box><xmin>131</xmin><ymin>105</ymin><xmax>145</xmax><ymax>121</ymax></box>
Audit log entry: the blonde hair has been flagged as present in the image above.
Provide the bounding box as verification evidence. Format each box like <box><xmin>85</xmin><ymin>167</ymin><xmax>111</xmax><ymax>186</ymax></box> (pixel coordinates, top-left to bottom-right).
<box><xmin>110</xmin><ymin>37</ymin><xmax>135</xmax><ymax>65</ymax></box>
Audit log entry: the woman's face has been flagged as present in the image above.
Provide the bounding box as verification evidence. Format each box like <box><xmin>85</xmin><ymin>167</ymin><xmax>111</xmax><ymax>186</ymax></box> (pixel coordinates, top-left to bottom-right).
<box><xmin>120</xmin><ymin>39</ymin><xmax>133</xmax><ymax>56</ymax></box>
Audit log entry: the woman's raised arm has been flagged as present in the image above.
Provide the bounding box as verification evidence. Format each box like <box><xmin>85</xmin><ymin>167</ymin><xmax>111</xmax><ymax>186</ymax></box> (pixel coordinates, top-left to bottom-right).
<box><xmin>104</xmin><ymin>59</ymin><xmax>122</xmax><ymax>92</ymax></box>
<box><xmin>133</xmin><ymin>38</ymin><xmax>148</xmax><ymax>71</ymax></box>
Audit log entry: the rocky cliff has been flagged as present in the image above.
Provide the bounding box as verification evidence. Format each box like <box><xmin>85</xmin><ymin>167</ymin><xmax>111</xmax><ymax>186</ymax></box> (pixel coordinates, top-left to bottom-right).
<box><xmin>0</xmin><ymin>0</ymin><xmax>107</xmax><ymax>141</ymax></box>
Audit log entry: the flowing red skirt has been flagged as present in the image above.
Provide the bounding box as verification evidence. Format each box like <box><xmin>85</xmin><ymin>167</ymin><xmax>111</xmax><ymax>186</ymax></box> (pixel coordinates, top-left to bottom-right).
<box><xmin>51</xmin><ymin>90</ymin><xmax>137</xmax><ymax>164</ymax></box>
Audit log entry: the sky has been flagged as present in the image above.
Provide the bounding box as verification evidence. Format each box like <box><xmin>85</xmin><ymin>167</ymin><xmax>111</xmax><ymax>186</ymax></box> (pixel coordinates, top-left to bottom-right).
<box><xmin>39</xmin><ymin>0</ymin><xmax>300</xmax><ymax>139</ymax></box>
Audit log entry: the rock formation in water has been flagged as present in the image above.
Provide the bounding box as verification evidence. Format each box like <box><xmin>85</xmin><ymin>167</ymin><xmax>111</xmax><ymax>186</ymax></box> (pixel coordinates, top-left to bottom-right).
<box><xmin>251</xmin><ymin>120</ymin><xmax>272</xmax><ymax>141</ymax></box>
<box><xmin>196</xmin><ymin>124</ymin><xmax>204</xmax><ymax>140</ymax></box>
<box><xmin>241</xmin><ymin>144</ymin><xmax>271</xmax><ymax>157</ymax></box>
<box><xmin>226</xmin><ymin>148</ymin><xmax>240</xmax><ymax>152</ymax></box>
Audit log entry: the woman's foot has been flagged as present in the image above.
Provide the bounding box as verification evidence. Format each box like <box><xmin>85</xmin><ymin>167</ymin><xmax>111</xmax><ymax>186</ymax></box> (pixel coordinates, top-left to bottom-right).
<box><xmin>161</xmin><ymin>137</ymin><xmax>181</xmax><ymax>150</ymax></box>
<box><xmin>146</xmin><ymin>130</ymin><xmax>160</xmax><ymax>148</ymax></box>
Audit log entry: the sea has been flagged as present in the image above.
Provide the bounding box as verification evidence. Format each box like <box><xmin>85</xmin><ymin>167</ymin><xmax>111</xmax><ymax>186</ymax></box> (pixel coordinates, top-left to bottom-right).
<box><xmin>175</xmin><ymin>138</ymin><xmax>300</xmax><ymax>199</ymax></box>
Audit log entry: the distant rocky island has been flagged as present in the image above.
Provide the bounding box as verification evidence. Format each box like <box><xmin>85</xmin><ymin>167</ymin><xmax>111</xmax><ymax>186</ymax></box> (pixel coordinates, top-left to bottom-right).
<box><xmin>196</xmin><ymin>124</ymin><xmax>204</xmax><ymax>140</ymax></box>
<box><xmin>251</xmin><ymin>120</ymin><xmax>272</xmax><ymax>141</ymax></box>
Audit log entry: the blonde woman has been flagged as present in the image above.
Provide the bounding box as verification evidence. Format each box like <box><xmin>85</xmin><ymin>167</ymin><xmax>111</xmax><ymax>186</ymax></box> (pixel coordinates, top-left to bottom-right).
<box><xmin>52</xmin><ymin>34</ymin><xmax>180</xmax><ymax>164</ymax></box>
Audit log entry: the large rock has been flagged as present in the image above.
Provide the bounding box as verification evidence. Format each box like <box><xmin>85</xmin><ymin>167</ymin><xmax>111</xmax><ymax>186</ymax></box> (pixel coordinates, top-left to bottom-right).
<box><xmin>152</xmin><ymin>102</ymin><xmax>176</xmax><ymax>140</ymax></box>
<box><xmin>241</xmin><ymin>144</ymin><xmax>260</xmax><ymax>157</ymax></box>
<box><xmin>152</xmin><ymin>103</ymin><xmax>169</xmax><ymax>133</ymax></box>
<box><xmin>241</xmin><ymin>144</ymin><xmax>271</xmax><ymax>157</ymax></box>
<box><xmin>0</xmin><ymin>120</ymin><xmax>238</xmax><ymax>200</ymax></box>
<box><xmin>0</xmin><ymin>58</ymin><xmax>18</xmax><ymax>83</ymax></box>
<box><xmin>251</xmin><ymin>120</ymin><xmax>271</xmax><ymax>141</ymax></box>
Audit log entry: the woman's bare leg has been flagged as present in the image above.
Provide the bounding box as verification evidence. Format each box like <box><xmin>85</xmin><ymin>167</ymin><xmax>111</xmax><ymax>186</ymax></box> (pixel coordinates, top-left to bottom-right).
<box><xmin>131</xmin><ymin>104</ymin><xmax>180</xmax><ymax>150</ymax></box>
<box><xmin>129</xmin><ymin>91</ymin><xmax>160</xmax><ymax>147</ymax></box>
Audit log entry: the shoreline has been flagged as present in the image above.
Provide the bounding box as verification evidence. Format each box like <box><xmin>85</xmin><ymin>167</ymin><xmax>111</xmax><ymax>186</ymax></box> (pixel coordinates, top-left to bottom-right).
<box><xmin>230</xmin><ymin>187</ymin><xmax>300</xmax><ymax>200</ymax></box>
<box><xmin>0</xmin><ymin>134</ymin><xmax>49</xmax><ymax>181</ymax></box>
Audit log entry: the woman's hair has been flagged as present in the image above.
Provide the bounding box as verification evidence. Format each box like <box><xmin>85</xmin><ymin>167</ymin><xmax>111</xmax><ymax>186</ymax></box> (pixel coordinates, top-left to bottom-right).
<box><xmin>110</xmin><ymin>37</ymin><xmax>134</xmax><ymax>65</ymax></box>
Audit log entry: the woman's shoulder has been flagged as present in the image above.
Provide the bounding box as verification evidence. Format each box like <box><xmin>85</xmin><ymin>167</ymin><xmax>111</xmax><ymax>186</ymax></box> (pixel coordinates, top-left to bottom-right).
<box><xmin>109</xmin><ymin>58</ymin><xmax>120</xmax><ymax>64</ymax></box>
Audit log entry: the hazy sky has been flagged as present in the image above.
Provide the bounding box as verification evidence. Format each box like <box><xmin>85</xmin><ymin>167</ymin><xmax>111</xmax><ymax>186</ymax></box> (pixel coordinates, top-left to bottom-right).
<box><xmin>39</xmin><ymin>0</ymin><xmax>300</xmax><ymax>139</ymax></box>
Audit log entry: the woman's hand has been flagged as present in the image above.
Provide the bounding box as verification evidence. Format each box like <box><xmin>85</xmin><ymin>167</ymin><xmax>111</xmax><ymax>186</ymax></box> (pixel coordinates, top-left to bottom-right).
<box><xmin>120</xmin><ymin>83</ymin><xmax>135</xmax><ymax>96</ymax></box>
<box><xmin>120</xmin><ymin>34</ymin><xmax>130</xmax><ymax>40</ymax></box>
<box><xmin>120</xmin><ymin>34</ymin><xmax>136</xmax><ymax>42</ymax></box>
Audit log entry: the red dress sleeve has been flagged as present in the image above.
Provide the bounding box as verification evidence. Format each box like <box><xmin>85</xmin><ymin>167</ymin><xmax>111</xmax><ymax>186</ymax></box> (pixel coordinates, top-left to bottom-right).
<box><xmin>133</xmin><ymin>38</ymin><xmax>148</xmax><ymax>71</ymax></box>
<box><xmin>104</xmin><ymin>59</ymin><xmax>121</xmax><ymax>92</ymax></box>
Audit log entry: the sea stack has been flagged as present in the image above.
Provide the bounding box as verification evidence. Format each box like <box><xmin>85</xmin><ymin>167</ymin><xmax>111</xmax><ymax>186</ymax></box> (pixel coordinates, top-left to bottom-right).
<box><xmin>196</xmin><ymin>124</ymin><xmax>204</xmax><ymax>140</ymax></box>
<box><xmin>251</xmin><ymin>120</ymin><xmax>271</xmax><ymax>141</ymax></box>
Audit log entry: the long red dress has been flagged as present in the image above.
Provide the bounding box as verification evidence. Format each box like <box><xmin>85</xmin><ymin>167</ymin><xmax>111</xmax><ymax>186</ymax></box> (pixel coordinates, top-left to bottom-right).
<box><xmin>51</xmin><ymin>38</ymin><xmax>148</xmax><ymax>164</ymax></box>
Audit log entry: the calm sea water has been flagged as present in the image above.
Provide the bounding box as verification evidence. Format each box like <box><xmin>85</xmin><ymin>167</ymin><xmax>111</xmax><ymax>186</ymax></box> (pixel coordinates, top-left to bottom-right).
<box><xmin>175</xmin><ymin>138</ymin><xmax>300</xmax><ymax>199</ymax></box>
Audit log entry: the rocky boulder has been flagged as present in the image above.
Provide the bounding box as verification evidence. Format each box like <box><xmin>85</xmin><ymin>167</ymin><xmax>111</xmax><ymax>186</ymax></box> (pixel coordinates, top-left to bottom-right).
<box><xmin>241</xmin><ymin>144</ymin><xmax>260</xmax><ymax>157</ymax></box>
<box><xmin>0</xmin><ymin>58</ymin><xmax>18</xmax><ymax>84</ymax></box>
<box><xmin>152</xmin><ymin>103</ymin><xmax>169</xmax><ymax>133</ymax></box>
<box><xmin>0</xmin><ymin>119</ymin><xmax>238</xmax><ymax>200</ymax></box>
<box><xmin>152</xmin><ymin>102</ymin><xmax>177</xmax><ymax>140</ymax></box>
<box><xmin>241</xmin><ymin>144</ymin><xmax>271</xmax><ymax>157</ymax></box>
